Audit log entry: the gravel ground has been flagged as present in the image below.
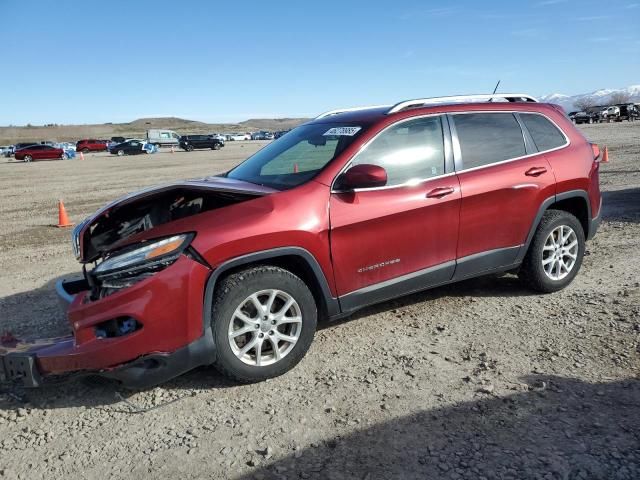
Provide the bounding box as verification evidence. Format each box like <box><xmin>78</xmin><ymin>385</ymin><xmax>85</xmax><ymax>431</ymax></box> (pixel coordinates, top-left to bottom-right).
<box><xmin>0</xmin><ymin>125</ymin><xmax>638</xmax><ymax>480</ymax></box>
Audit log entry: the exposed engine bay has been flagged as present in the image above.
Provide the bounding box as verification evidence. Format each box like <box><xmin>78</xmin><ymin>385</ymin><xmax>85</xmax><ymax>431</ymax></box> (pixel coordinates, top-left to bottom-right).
<box><xmin>82</xmin><ymin>185</ymin><xmax>260</xmax><ymax>263</ymax></box>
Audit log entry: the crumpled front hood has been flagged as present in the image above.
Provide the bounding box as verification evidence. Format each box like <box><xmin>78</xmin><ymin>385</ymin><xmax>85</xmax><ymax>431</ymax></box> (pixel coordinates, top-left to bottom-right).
<box><xmin>74</xmin><ymin>176</ymin><xmax>276</xmax><ymax>263</ymax></box>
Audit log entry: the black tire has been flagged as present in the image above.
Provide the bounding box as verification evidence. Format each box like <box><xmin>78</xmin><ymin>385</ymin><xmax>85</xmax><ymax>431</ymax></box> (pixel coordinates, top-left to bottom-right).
<box><xmin>117</xmin><ymin>150</ymin><xmax>125</xmax><ymax>156</ymax></box>
<box><xmin>519</xmin><ymin>210</ymin><xmax>585</xmax><ymax>293</ymax></box>
<box><xmin>212</xmin><ymin>143</ymin><xmax>221</xmax><ymax>150</ymax></box>
<box><xmin>82</xmin><ymin>148</ymin><xmax>90</xmax><ymax>154</ymax></box>
<box><xmin>186</xmin><ymin>145</ymin><xmax>194</xmax><ymax>152</ymax></box>
<box><xmin>212</xmin><ymin>266</ymin><xmax>317</xmax><ymax>382</ymax></box>
<box><xmin>24</xmin><ymin>155</ymin><xmax>32</xmax><ymax>163</ymax></box>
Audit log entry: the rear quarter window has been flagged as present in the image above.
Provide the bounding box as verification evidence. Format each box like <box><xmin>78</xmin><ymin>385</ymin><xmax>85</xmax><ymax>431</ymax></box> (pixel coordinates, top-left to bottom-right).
<box><xmin>520</xmin><ymin>113</ymin><xmax>567</xmax><ymax>152</ymax></box>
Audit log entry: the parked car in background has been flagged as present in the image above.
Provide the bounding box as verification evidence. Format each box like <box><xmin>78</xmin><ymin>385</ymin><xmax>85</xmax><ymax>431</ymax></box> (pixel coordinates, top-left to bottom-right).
<box><xmin>228</xmin><ymin>132</ymin><xmax>251</xmax><ymax>141</ymax></box>
<box><xmin>210</xmin><ymin>133</ymin><xmax>227</xmax><ymax>142</ymax></box>
<box><xmin>0</xmin><ymin>146</ymin><xmax>12</xmax><ymax>157</ymax></box>
<box><xmin>179</xmin><ymin>134</ymin><xmax>224</xmax><ymax>151</ymax></box>
<box><xmin>615</xmin><ymin>104</ymin><xmax>639</xmax><ymax>122</ymax></box>
<box><xmin>147</xmin><ymin>129</ymin><xmax>181</xmax><ymax>148</ymax></box>
<box><xmin>568</xmin><ymin>111</ymin><xmax>599</xmax><ymax>124</ymax></box>
<box><xmin>273</xmin><ymin>130</ymin><xmax>290</xmax><ymax>139</ymax></box>
<box><xmin>251</xmin><ymin>131</ymin><xmax>273</xmax><ymax>140</ymax></box>
<box><xmin>109</xmin><ymin>140</ymin><xmax>157</xmax><ymax>156</ymax></box>
<box><xmin>599</xmin><ymin>106</ymin><xmax>620</xmax><ymax>122</ymax></box>
<box><xmin>13</xmin><ymin>142</ymin><xmax>38</xmax><ymax>151</ymax></box>
<box><xmin>76</xmin><ymin>139</ymin><xmax>109</xmax><ymax>153</ymax></box>
<box><xmin>14</xmin><ymin>144</ymin><xmax>64</xmax><ymax>162</ymax></box>
<box><xmin>55</xmin><ymin>142</ymin><xmax>76</xmax><ymax>152</ymax></box>
<box><xmin>53</xmin><ymin>143</ymin><xmax>77</xmax><ymax>159</ymax></box>
<box><xmin>111</xmin><ymin>136</ymin><xmax>126</xmax><ymax>144</ymax></box>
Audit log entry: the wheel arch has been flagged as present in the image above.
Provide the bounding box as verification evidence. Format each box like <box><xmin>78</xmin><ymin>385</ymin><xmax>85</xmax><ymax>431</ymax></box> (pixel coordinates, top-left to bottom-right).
<box><xmin>516</xmin><ymin>190</ymin><xmax>592</xmax><ymax>264</ymax></box>
<box><xmin>202</xmin><ymin>247</ymin><xmax>340</xmax><ymax>333</ymax></box>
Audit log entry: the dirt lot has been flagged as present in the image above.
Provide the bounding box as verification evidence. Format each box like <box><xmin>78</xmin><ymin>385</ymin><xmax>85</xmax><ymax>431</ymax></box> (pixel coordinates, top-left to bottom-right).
<box><xmin>0</xmin><ymin>125</ymin><xmax>639</xmax><ymax>480</ymax></box>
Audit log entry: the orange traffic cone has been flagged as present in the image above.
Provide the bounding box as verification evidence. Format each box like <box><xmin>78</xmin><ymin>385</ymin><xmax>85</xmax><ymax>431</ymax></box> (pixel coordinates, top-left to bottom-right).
<box><xmin>601</xmin><ymin>146</ymin><xmax>609</xmax><ymax>163</ymax></box>
<box><xmin>56</xmin><ymin>200</ymin><xmax>74</xmax><ymax>228</ymax></box>
<box><xmin>79</xmin><ymin>151</ymin><xmax>84</xmax><ymax>161</ymax></box>
<box><xmin>293</xmin><ymin>163</ymin><xmax>299</xmax><ymax>173</ymax></box>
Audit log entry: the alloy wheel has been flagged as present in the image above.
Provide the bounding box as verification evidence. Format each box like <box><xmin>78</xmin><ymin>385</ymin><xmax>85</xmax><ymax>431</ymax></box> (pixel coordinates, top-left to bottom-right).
<box><xmin>228</xmin><ymin>289</ymin><xmax>302</xmax><ymax>367</ymax></box>
<box><xmin>541</xmin><ymin>225</ymin><xmax>578</xmax><ymax>281</ymax></box>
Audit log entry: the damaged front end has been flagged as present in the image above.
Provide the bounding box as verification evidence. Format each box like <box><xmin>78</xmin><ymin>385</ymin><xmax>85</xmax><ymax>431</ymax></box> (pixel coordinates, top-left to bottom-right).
<box><xmin>1</xmin><ymin>177</ymin><xmax>275</xmax><ymax>388</ymax></box>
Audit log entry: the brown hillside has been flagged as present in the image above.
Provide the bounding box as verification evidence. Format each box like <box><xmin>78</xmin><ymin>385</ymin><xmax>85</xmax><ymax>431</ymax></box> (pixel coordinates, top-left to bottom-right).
<box><xmin>0</xmin><ymin>117</ymin><xmax>309</xmax><ymax>144</ymax></box>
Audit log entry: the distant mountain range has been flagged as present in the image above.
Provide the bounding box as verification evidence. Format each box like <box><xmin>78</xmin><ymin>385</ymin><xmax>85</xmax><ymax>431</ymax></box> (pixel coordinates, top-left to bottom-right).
<box><xmin>539</xmin><ymin>85</ymin><xmax>640</xmax><ymax>112</ymax></box>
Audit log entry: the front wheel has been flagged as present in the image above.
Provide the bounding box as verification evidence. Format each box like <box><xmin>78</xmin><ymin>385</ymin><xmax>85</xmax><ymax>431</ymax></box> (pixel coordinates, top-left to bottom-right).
<box><xmin>24</xmin><ymin>155</ymin><xmax>33</xmax><ymax>162</ymax></box>
<box><xmin>82</xmin><ymin>148</ymin><xmax>90</xmax><ymax>154</ymax></box>
<box><xmin>519</xmin><ymin>210</ymin><xmax>585</xmax><ymax>293</ymax></box>
<box><xmin>212</xmin><ymin>266</ymin><xmax>317</xmax><ymax>382</ymax></box>
<box><xmin>117</xmin><ymin>150</ymin><xmax>125</xmax><ymax>156</ymax></box>
<box><xmin>212</xmin><ymin>143</ymin><xmax>221</xmax><ymax>150</ymax></box>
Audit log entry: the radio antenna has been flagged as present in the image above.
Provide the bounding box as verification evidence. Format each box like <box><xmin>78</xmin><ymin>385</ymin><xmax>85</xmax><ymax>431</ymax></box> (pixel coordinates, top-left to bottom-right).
<box><xmin>489</xmin><ymin>80</ymin><xmax>501</xmax><ymax>102</ymax></box>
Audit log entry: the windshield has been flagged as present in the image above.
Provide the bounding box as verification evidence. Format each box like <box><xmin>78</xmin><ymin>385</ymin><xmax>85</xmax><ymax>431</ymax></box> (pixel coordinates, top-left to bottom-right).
<box><xmin>226</xmin><ymin>123</ymin><xmax>364</xmax><ymax>190</ymax></box>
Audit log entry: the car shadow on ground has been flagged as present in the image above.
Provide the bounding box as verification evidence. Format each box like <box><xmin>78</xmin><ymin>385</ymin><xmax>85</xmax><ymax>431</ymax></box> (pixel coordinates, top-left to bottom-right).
<box><xmin>601</xmin><ymin>187</ymin><xmax>640</xmax><ymax>223</ymax></box>
<box><xmin>234</xmin><ymin>375</ymin><xmax>640</xmax><ymax>480</ymax></box>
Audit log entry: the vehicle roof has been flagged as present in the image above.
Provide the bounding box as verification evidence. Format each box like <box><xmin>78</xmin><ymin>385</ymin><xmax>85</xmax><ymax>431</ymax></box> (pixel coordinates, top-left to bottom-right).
<box><xmin>310</xmin><ymin>101</ymin><xmax>564</xmax><ymax>125</ymax></box>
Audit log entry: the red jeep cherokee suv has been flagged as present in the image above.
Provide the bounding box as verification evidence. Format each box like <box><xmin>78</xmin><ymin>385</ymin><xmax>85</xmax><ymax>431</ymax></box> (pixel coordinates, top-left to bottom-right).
<box><xmin>76</xmin><ymin>139</ymin><xmax>109</xmax><ymax>153</ymax></box>
<box><xmin>1</xmin><ymin>94</ymin><xmax>602</xmax><ymax>388</ymax></box>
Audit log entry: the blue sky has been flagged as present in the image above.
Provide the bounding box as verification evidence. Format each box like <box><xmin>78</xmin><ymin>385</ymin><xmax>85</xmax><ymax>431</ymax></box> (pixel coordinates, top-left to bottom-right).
<box><xmin>1</xmin><ymin>0</ymin><xmax>638</xmax><ymax>125</ymax></box>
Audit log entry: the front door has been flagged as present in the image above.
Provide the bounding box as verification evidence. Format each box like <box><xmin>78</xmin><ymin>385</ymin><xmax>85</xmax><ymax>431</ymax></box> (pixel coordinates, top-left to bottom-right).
<box><xmin>329</xmin><ymin>115</ymin><xmax>461</xmax><ymax>310</ymax></box>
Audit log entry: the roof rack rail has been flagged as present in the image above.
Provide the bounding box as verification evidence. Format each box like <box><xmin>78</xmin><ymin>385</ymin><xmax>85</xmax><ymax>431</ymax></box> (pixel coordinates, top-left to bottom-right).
<box><xmin>387</xmin><ymin>93</ymin><xmax>538</xmax><ymax>114</ymax></box>
<box><xmin>315</xmin><ymin>104</ymin><xmax>391</xmax><ymax>119</ymax></box>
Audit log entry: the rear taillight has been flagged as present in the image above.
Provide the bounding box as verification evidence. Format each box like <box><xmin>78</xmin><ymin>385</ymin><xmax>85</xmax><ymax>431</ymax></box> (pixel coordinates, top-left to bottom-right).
<box><xmin>590</xmin><ymin>143</ymin><xmax>601</xmax><ymax>161</ymax></box>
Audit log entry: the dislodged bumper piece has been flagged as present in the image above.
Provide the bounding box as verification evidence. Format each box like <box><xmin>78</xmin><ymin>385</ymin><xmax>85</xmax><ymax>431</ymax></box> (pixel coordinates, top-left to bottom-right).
<box><xmin>0</xmin><ymin>337</ymin><xmax>65</xmax><ymax>387</ymax></box>
<box><xmin>1</xmin><ymin>256</ymin><xmax>216</xmax><ymax>388</ymax></box>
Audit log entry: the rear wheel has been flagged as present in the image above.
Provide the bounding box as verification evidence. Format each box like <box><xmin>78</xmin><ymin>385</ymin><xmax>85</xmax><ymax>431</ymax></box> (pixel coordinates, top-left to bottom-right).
<box><xmin>186</xmin><ymin>145</ymin><xmax>194</xmax><ymax>152</ymax></box>
<box><xmin>24</xmin><ymin>155</ymin><xmax>32</xmax><ymax>162</ymax></box>
<box><xmin>117</xmin><ymin>150</ymin><xmax>124</xmax><ymax>156</ymax></box>
<box><xmin>519</xmin><ymin>210</ymin><xmax>585</xmax><ymax>293</ymax></box>
<box><xmin>212</xmin><ymin>143</ymin><xmax>221</xmax><ymax>150</ymax></box>
<box><xmin>82</xmin><ymin>148</ymin><xmax>90</xmax><ymax>154</ymax></box>
<box><xmin>212</xmin><ymin>266</ymin><xmax>317</xmax><ymax>382</ymax></box>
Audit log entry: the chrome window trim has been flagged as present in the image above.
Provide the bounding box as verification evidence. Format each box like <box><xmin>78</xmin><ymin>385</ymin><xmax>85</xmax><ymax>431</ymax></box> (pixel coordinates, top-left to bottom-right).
<box><xmin>330</xmin><ymin>113</ymin><xmax>453</xmax><ymax>193</ymax></box>
<box><xmin>448</xmin><ymin>111</ymin><xmax>571</xmax><ymax>175</ymax></box>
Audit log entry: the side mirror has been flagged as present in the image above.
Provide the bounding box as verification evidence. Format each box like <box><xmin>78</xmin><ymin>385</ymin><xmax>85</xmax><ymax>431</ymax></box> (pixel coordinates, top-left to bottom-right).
<box><xmin>337</xmin><ymin>164</ymin><xmax>387</xmax><ymax>190</ymax></box>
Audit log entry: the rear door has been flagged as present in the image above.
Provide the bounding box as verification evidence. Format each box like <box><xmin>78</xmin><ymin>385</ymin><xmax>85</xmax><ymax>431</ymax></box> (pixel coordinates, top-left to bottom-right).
<box><xmin>450</xmin><ymin>112</ymin><xmax>557</xmax><ymax>278</ymax></box>
<box><xmin>329</xmin><ymin>115</ymin><xmax>460</xmax><ymax>308</ymax></box>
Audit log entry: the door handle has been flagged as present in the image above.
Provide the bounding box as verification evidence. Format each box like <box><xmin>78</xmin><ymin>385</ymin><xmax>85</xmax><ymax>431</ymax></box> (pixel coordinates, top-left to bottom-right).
<box><xmin>426</xmin><ymin>187</ymin><xmax>455</xmax><ymax>198</ymax></box>
<box><xmin>525</xmin><ymin>166</ymin><xmax>547</xmax><ymax>177</ymax></box>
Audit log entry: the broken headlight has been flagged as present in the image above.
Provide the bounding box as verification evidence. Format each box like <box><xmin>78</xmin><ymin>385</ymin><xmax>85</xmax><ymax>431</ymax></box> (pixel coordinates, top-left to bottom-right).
<box><xmin>92</xmin><ymin>234</ymin><xmax>193</xmax><ymax>298</ymax></box>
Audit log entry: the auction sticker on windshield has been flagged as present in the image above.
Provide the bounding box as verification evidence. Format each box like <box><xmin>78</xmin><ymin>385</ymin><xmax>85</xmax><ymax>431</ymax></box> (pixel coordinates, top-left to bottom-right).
<box><xmin>323</xmin><ymin>126</ymin><xmax>361</xmax><ymax>136</ymax></box>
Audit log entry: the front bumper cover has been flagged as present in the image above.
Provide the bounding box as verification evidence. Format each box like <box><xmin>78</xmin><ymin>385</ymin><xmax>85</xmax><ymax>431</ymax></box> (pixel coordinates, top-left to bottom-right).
<box><xmin>1</xmin><ymin>256</ymin><xmax>216</xmax><ymax>389</ymax></box>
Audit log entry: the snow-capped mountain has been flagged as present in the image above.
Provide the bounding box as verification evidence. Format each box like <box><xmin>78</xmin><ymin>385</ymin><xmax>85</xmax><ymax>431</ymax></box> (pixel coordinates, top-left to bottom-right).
<box><xmin>539</xmin><ymin>85</ymin><xmax>640</xmax><ymax>112</ymax></box>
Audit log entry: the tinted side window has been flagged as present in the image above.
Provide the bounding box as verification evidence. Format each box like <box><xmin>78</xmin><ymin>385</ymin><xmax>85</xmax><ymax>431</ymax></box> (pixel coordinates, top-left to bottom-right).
<box><xmin>520</xmin><ymin>113</ymin><xmax>566</xmax><ymax>152</ymax></box>
<box><xmin>351</xmin><ymin>116</ymin><xmax>445</xmax><ymax>186</ymax></box>
<box><xmin>453</xmin><ymin>113</ymin><xmax>526</xmax><ymax>170</ymax></box>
